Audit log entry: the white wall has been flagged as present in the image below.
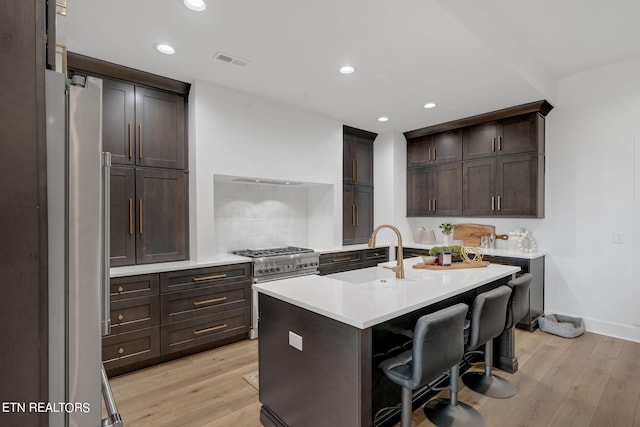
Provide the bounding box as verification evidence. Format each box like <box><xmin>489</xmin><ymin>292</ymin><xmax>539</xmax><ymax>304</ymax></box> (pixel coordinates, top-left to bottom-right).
<box><xmin>189</xmin><ymin>80</ymin><xmax>343</xmax><ymax>260</ymax></box>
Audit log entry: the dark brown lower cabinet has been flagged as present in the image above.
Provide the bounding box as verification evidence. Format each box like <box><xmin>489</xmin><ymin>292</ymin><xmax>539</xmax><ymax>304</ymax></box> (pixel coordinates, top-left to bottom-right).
<box><xmin>319</xmin><ymin>247</ymin><xmax>389</xmax><ymax>275</ymax></box>
<box><xmin>463</xmin><ymin>153</ymin><xmax>543</xmax><ymax>217</ymax></box>
<box><xmin>103</xmin><ymin>263</ymin><xmax>251</xmax><ymax>376</ymax></box>
<box><xmin>407</xmin><ymin>163</ymin><xmax>462</xmax><ymax>216</ymax></box>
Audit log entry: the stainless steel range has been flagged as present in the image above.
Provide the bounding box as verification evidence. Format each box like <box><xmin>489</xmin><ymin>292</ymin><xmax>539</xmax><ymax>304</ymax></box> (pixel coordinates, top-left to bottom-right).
<box><xmin>232</xmin><ymin>246</ymin><xmax>320</xmax><ymax>339</ymax></box>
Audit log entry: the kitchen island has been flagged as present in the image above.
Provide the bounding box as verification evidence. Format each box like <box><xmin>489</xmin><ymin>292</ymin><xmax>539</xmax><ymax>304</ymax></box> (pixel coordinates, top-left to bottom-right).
<box><xmin>255</xmin><ymin>258</ymin><xmax>520</xmax><ymax>427</ymax></box>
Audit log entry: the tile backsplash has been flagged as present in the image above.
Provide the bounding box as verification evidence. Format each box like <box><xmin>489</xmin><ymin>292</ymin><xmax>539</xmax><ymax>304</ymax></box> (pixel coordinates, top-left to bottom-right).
<box><xmin>214</xmin><ymin>181</ymin><xmax>309</xmax><ymax>253</ymax></box>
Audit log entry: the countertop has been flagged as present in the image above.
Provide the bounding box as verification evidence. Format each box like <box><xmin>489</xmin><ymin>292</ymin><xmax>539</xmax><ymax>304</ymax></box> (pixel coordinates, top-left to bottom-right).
<box><xmin>110</xmin><ymin>254</ymin><xmax>251</xmax><ymax>278</ymax></box>
<box><xmin>403</xmin><ymin>243</ymin><xmax>548</xmax><ymax>260</ymax></box>
<box><xmin>253</xmin><ymin>257</ymin><xmax>520</xmax><ymax>329</ymax></box>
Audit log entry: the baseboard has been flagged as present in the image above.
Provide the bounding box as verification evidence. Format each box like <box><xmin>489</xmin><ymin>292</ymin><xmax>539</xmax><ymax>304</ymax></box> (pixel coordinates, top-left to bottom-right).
<box><xmin>579</xmin><ymin>317</ymin><xmax>640</xmax><ymax>343</ymax></box>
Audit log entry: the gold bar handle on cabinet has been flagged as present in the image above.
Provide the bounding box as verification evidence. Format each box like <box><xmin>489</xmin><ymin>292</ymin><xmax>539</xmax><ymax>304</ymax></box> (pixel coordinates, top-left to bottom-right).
<box><xmin>428</xmin><ymin>199</ymin><xmax>432</xmax><ymax>211</ymax></box>
<box><xmin>410</xmin><ymin>253</ymin><xmax>424</xmax><ymax>257</ymax></box>
<box><xmin>128</xmin><ymin>122</ymin><xmax>133</xmax><ymax>159</ymax></box>
<box><xmin>128</xmin><ymin>198</ymin><xmax>133</xmax><ymax>235</ymax></box>
<box><xmin>492</xmin><ymin>196</ymin><xmax>496</xmax><ymax>210</ymax></box>
<box><xmin>492</xmin><ymin>137</ymin><xmax>496</xmax><ymax>152</ymax></box>
<box><xmin>351</xmin><ymin>205</ymin><xmax>356</xmax><ymax>226</ymax></box>
<box><xmin>193</xmin><ymin>324</ymin><xmax>227</xmax><ymax>335</ymax></box>
<box><xmin>355</xmin><ymin>204</ymin><xmax>359</xmax><ymax>226</ymax></box>
<box><xmin>497</xmin><ymin>196</ymin><xmax>501</xmax><ymax>210</ymax></box>
<box><xmin>433</xmin><ymin>199</ymin><xmax>437</xmax><ymax>211</ymax></box>
<box><xmin>499</xmin><ymin>136</ymin><xmax>503</xmax><ymax>151</ymax></box>
<box><xmin>138</xmin><ymin>199</ymin><xmax>143</xmax><ymax>234</ymax></box>
<box><xmin>433</xmin><ymin>147</ymin><xmax>436</xmax><ymax>161</ymax></box>
<box><xmin>428</xmin><ymin>148</ymin><xmax>431</xmax><ymax>161</ymax></box>
<box><xmin>192</xmin><ymin>274</ymin><xmax>227</xmax><ymax>282</ymax></box>
<box><xmin>138</xmin><ymin>123</ymin><xmax>143</xmax><ymax>159</ymax></box>
<box><xmin>352</xmin><ymin>159</ymin><xmax>357</xmax><ymax>181</ymax></box>
<box><xmin>355</xmin><ymin>159</ymin><xmax>359</xmax><ymax>181</ymax></box>
<box><xmin>193</xmin><ymin>296</ymin><xmax>227</xmax><ymax>306</ymax></box>
<box><xmin>332</xmin><ymin>257</ymin><xmax>353</xmax><ymax>262</ymax></box>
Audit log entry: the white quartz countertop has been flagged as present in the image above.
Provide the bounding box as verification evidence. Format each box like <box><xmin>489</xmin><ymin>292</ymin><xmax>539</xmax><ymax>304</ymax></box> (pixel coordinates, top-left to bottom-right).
<box><xmin>403</xmin><ymin>243</ymin><xmax>547</xmax><ymax>260</ymax></box>
<box><xmin>253</xmin><ymin>257</ymin><xmax>520</xmax><ymax>329</ymax></box>
<box><xmin>110</xmin><ymin>254</ymin><xmax>251</xmax><ymax>278</ymax></box>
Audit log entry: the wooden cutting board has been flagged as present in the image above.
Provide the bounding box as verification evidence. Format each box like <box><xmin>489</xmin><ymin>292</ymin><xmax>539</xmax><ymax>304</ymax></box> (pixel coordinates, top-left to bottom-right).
<box><xmin>453</xmin><ymin>224</ymin><xmax>496</xmax><ymax>246</ymax></box>
<box><xmin>412</xmin><ymin>261</ymin><xmax>490</xmax><ymax>270</ymax></box>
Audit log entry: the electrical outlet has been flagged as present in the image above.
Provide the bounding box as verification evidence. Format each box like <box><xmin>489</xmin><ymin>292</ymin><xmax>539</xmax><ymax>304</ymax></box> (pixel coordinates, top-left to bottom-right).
<box><xmin>613</xmin><ymin>233</ymin><xmax>624</xmax><ymax>244</ymax></box>
<box><xmin>288</xmin><ymin>331</ymin><xmax>303</xmax><ymax>351</ymax></box>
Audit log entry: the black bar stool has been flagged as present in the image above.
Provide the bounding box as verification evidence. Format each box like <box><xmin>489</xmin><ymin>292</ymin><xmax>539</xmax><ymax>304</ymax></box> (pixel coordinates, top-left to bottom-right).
<box><xmin>378</xmin><ymin>303</ymin><xmax>469</xmax><ymax>427</ymax></box>
<box><xmin>461</xmin><ymin>285</ymin><xmax>514</xmax><ymax>398</ymax></box>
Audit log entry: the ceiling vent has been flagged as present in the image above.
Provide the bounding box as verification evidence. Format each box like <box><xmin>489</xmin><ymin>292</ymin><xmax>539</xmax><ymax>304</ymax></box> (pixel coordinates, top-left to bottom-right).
<box><xmin>214</xmin><ymin>51</ymin><xmax>248</xmax><ymax>67</ymax></box>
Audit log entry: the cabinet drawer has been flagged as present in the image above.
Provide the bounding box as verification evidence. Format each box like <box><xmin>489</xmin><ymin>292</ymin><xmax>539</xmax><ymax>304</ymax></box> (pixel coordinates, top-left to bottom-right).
<box><xmin>160</xmin><ymin>263</ymin><xmax>251</xmax><ymax>293</ymax></box>
<box><xmin>160</xmin><ymin>308</ymin><xmax>250</xmax><ymax>354</ymax></box>
<box><xmin>161</xmin><ymin>282</ymin><xmax>250</xmax><ymax>323</ymax></box>
<box><xmin>109</xmin><ymin>295</ymin><xmax>159</xmax><ymax>335</ymax></box>
<box><xmin>402</xmin><ymin>248</ymin><xmax>431</xmax><ymax>259</ymax></box>
<box><xmin>363</xmin><ymin>248</ymin><xmax>389</xmax><ymax>268</ymax></box>
<box><xmin>103</xmin><ymin>326</ymin><xmax>160</xmax><ymax>370</ymax></box>
<box><xmin>110</xmin><ymin>274</ymin><xmax>160</xmax><ymax>300</ymax></box>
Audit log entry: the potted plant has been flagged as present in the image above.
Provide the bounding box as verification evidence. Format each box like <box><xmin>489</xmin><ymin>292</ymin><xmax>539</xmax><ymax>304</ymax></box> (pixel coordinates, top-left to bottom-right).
<box><xmin>439</xmin><ymin>223</ymin><xmax>454</xmax><ymax>245</ymax></box>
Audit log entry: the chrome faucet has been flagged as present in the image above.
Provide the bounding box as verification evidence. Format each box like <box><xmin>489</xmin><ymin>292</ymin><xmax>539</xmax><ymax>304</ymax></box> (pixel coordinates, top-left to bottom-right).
<box><xmin>368</xmin><ymin>224</ymin><xmax>405</xmax><ymax>279</ymax></box>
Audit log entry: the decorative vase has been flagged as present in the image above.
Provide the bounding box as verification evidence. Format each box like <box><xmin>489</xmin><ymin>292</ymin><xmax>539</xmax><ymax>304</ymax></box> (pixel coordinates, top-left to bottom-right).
<box><xmin>443</xmin><ymin>234</ymin><xmax>450</xmax><ymax>245</ymax></box>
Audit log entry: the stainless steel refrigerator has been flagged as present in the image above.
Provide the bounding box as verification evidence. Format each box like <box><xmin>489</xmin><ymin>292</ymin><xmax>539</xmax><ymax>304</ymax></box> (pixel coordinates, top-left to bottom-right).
<box><xmin>46</xmin><ymin>69</ymin><xmax>122</xmax><ymax>427</ymax></box>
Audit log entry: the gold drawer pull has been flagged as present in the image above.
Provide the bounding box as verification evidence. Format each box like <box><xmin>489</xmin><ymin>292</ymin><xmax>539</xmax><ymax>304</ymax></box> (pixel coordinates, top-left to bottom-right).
<box><xmin>193</xmin><ymin>323</ymin><xmax>227</xmax><ymax>335</ymax></box>
<box><xmin>192</xmin><ymin>274</ymin><xmax>227</xmax><ymax>282</ymax></box>
<box><xmin>332</xmin><ymin>257</ymin><xmax>353</xmax><ymax>262</ymax></box>
<box><xmin>117</xmin><ymin>286</ymin><xmax>124</xmax><ymax>293</ymax></box>
<box><xmin>410</xmin><ymin>253</ymin><xmax>424</xmax><ymax>257</ymax></box>
<box><xmin>117</xmin><ymin>314</ymin><xmax>124</xmax><ymax>321</ymax></box>
<box><xmin>193</xmin><ymin>296</ymin><xmax>227</xmax><ymax>306</ymax></box>
<box><xmin>118</xmin><ymin>347</ymin><xmax>125</xmax><ymax>354</ymax></box>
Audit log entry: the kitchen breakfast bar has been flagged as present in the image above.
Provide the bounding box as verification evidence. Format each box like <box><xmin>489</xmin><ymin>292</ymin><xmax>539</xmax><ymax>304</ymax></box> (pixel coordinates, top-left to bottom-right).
<box><xmin>254</xmin><ymin>257</ymin><xmax>521</xmax><ymax>427</ymax></box>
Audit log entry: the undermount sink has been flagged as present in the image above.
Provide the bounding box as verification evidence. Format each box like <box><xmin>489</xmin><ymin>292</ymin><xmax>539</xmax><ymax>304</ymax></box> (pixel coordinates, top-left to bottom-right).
<box><xmin>327</xmin><ymin>266</ymin><xmax>418</xmax><ymax>285</ymax></box>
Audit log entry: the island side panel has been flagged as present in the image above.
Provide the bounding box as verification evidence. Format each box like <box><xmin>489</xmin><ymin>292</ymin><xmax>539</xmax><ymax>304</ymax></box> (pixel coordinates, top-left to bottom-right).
<box><xmin>258</xmin><ymin>294</ymin><xmax>372</xmax><ymax>427</ymax></box>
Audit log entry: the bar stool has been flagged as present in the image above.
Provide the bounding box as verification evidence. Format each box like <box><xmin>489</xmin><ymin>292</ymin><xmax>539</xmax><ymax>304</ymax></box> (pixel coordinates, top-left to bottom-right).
<box><xmin>461</xmin><ymin>285</ymin><xmax>514</xmax><ymax>398</ymax></box>
<box><xmin>378</xmin><ymin>303</ymin><xmax>469</xmax><ymax>427</ymax></box>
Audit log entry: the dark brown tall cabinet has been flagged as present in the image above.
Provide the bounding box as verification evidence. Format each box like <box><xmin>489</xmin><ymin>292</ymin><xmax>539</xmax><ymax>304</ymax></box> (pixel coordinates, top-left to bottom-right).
<box><xmin>69</xmin><ymin>52</ymin><xmax>190</xmax><ymax>266</ymax></box>
<box><xmin>343</xmin><ymin>126</ymin><xmax>377</xmax><ymax>245</ymax></box>
<box><xmin>405</xmin><ymin>100</ymin><xmax>552</xmax><ymax>218</ymax></box>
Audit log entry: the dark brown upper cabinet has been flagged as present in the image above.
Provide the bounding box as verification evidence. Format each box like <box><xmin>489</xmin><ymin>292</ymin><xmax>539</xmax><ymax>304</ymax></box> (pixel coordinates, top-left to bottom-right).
<box><xmin>407</xmin><ymin>163</ymin><xmax>462</xmax><ymax>217</ymax></box>
<box><xmin>407</xmin><ymin>129</ymin><xmax>462</xmax><ymax>167</ymax></box>
<box><xmin>343</xmin><ymin>132</ymin><xmax>375</xmax><ymax>186</ymax></box>
<box><xmin>462</xmin><ymin>113</ymin><xmax>543</xmax><ymax>160</ymax></box>
<box><xmin>103</xmin><ymin>81</ymin><xmax>186</xmax><ymax>170</ymax></box>
<box><xmin>463</xmin><ymin>153</ymin><xmax>543</xmax><ymax>217</ymax></box>
<box><xmin>343</xmin><ymin>185</ymin><xmax>373</xmax><ymax>245</ymax></box>
<box><xmin>110</xmin><ymin>167</ymin><xmax>136</xmax><ymax>267</ymax></box>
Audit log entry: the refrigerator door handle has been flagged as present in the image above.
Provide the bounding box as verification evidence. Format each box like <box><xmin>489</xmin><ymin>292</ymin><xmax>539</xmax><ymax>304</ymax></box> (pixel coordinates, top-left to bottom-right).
<box><xmin>101</xmin><ymin>364</ymin><xmax>123</xmax><ymax>427</ymax></box>
<box><xmin>102</xmin><ymin>152</ymin><xmax>112</xmax><ymax>336</ymax></box>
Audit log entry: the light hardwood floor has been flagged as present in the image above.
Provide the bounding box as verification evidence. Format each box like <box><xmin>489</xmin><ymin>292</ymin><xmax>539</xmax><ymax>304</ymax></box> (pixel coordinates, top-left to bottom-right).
<box><xmin>105</xmin><ymin>330</ymin><xmax>640</xmax><ymax>426</ymax></box>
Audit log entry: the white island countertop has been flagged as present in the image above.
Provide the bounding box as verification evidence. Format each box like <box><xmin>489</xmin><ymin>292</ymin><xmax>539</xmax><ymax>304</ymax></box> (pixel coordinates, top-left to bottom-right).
<box><xmin>253</xmin><ymin>257</ymin><xmax>520</xmax><ymax>329</ymax></box>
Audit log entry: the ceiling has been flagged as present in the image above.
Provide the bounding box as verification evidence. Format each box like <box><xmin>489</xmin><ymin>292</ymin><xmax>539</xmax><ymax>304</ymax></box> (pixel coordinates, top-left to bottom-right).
<box><xmin>57</xmin><ymin>0</ymin><xmax>640</xmax><ymax>133</ymax></box>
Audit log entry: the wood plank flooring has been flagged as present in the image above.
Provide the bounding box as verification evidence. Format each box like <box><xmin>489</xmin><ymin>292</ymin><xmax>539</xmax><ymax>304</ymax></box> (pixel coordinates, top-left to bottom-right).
<box><xmin>104</xmin><ymin>330</ymin><xmax>640</xmax><ymax>426</ymax></box>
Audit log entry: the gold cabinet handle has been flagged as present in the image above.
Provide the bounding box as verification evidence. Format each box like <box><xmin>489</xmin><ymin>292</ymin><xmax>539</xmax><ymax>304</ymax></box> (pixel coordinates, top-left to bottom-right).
<box><xmin>332</xmin><ymin>257</ymin><xmax>353</xmax><ymax>262</ymax></box>
<box><xmin>355</xmin><ymin>204</ymin><xmax>359</xmax><ymax>226</ymax></box>
<box><xmin>193</xmin><ymin>296</ymin><xmax>227</xmax><ymax>306</ymax></box>
<box><xmin>433</xmin><ymin>147</ymin><xmax>436</xmax><ymax>161</ymax></box>
<box><xmin>428</xmin><ymin>199</ymin><xmax>432</xmax><ymax>211</ymax></box>
<box><xmin>499</xmin><ymin>136</ymin><xmax>503</xmax><ymax>151</ymax></box>
<box><xmin>128</xmin><ymin>122</ymin><xmax>132</xmax><ymax>159</ymax></box>
<box><xmin>410</xmin><ymin>253</ymin><xmax>424</xmax><ymax>257</ymax></box>
<box><xmin>492</xmin><ymin>137</ymin><xmax>496</xmax><ymax>152</ymax></box>
<box><xmin>118</xmin><ymin>347</ymin><xmax>124</xmax><ymax>354</ymax></box>
<box><xmin>128</xmin><ymin>198</ymin><xmax>133</xmax><ymax>235</ymax></box>
<box><xmin>355</xmin><ymin>159</ymin><xmax>358</xmax><ymax>181</ymax></box>
<box><xmin>428</xmin><ymin>147</ymin><xmax>431</xmax><ymax>161</ymax></box>
<box><xmin>492</xmin><ymin>196</ymin><xmax>495</xmax><ymax>210</ymax></box>
<box><xmin>117</xmin><ymin>314</ymin><xmax>124</xmax><ymax>321</ymax></box>
<box><xmin>139</xmin><ymin>199</ymin><xmax>143</xmax><ymax>234</ymax></box>
<box><xmin>352</xmin><ymin>159</ymin><xmax>356</xmax><ymax>181</ymax></box>
<box><xmin>351</xmin><ymin>205</ymin><xmax>356</xmax><ymax>226</ymax></box>
<box><xmin>117</xmin><ymin>286</ymin><xmax>124</xmax><ymax>293</ymax></box>
<box><xmin>192</xmin><ymin>273</ymin><xmax>227</xmax><ymax>282</ymax></box>
<box><xmin>194</xmin><ymin>323</ymin><xmax>227</xmax><ymax>335</ymax></box>
<box><xmin>138</xmin><ymin>123</ymin><xmax>143</xmax><ymax>159</ymax></box>
<box><xmin>433</xmin><ymin>199</ymin><xmax>437</xmax><ymax>211</ymax></box>
<box><xmin>497</xmin><ymin>196</ymin><xmax>502</xmax><ymax>210</ymax></box>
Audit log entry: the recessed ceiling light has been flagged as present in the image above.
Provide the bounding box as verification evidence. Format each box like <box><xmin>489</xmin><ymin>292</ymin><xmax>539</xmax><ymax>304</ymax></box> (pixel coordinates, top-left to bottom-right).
<box><xmin>340</xmin><ymin>65</ymin><xmax>355</xmax><ymax>74</ymax></box>
<box><xmin>378</xmin><ymin>117</ymin><xmax>389</xmax><ymax>122</ymax></box>
<box><xmin>424</xmin><ymin>102</ymin><xmax>437</xmax><ymax>109</ymax></box>
<box><xmin>154</xmin><ymin>43</ymin><xmax>175</xmax><ymax>55</ymax></box>
<box><xmin>183</xmin><ymin>0</ymin><xmax>206</xmax><ymax>11</ymax></box>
